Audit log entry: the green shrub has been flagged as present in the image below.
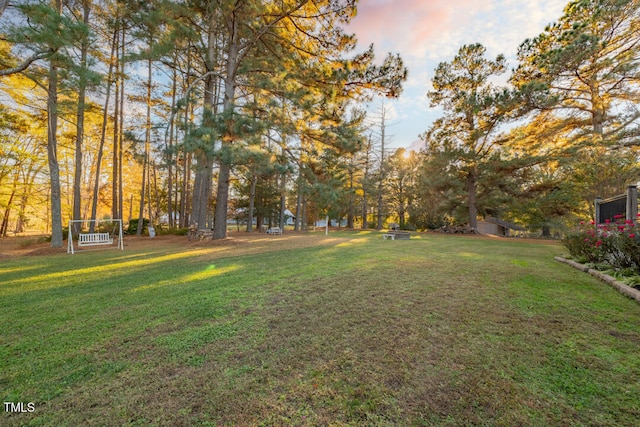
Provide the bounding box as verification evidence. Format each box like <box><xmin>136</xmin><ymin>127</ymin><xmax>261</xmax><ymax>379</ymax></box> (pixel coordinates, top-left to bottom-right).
<box><xmin>126</xmin><ymin>218</ymin><xmax>149</xmax><ymax>234</ymax></box>
<box><xmin>157</xmin><ymin>226</ymin><xmax>189</xmax><ymax>236</ymax></box>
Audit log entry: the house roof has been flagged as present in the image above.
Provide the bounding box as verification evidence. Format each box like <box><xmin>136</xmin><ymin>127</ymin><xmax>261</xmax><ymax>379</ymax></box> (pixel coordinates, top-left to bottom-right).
<box><xmin>483</xmin><ymin>217</ymin><xmax>526</xmax><ymax>231</ymax></box>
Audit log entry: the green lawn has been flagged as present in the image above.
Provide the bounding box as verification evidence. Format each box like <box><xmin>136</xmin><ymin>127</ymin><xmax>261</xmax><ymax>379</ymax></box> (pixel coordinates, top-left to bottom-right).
<box><xmin>1</xmin><ymin>231</ymin><xmax>639</xmax><ymax>426</ymax></box>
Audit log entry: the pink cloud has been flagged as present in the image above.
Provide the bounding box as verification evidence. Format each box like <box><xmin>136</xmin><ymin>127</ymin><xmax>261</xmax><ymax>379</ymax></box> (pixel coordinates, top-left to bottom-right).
<box><xmin>346</xmin><ymin>0</ymin><xmax>568</xmax><ymax>149</ymax></box>
<box><xmin>347</xmin><ymin>0</ymin><xmax>491</xmax><ymax>55</ymax></box>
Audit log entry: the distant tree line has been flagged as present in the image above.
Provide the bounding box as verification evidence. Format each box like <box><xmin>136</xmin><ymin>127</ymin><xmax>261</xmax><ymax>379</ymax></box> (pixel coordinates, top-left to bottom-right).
<box><xmin>0</xmin><ymin>0</ymin><xmax>638</xmax><ymax>244</ymax></box>
<box><xmin>416</xmin><ymin>0</ymin><xmax>640</xmax><ymax>236</ymax></box>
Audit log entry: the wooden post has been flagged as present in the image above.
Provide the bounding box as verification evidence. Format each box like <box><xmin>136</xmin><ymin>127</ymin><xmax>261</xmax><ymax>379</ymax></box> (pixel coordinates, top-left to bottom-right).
<box><xmin>595</xmin><ymin>196</ymin><xmax>602</xmax><ymax>225</ymax></box>
<box><xmin>627</xmin><ymin>185</ymin><xmax>637</xmax><ymax>222</ymax></box>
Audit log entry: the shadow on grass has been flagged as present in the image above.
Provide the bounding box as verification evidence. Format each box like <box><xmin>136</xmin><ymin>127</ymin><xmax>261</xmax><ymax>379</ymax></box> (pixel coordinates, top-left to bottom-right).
<box><xmin>2</xmin><ymin>232</ymin><xmax>639</xmax><ymax>426</ymax></box>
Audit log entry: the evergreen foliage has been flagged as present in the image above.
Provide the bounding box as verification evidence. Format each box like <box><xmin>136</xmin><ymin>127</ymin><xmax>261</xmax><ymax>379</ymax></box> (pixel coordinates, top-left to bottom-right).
<box><xmin>1</xmin><ymin>0</ymin><xmax>639</xmax><ymax>237</ymax></box>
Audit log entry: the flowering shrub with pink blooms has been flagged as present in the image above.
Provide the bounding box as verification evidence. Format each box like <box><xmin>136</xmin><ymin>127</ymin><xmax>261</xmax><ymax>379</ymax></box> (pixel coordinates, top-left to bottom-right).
<box><xmin>562</xmin><ymin>214</ymin><xmax>640</xmax><ymax>274</ymax></box>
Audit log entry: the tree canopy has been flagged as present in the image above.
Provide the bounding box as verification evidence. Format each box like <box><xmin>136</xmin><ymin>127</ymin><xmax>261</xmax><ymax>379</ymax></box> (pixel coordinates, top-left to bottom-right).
<box><xmin>0</xmin><ymin>0</ymin><xmax>638</xmax><ymax>240</ymax></box>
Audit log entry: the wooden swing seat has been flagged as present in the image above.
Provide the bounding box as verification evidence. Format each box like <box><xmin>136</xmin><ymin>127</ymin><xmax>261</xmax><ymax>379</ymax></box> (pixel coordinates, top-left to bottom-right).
<box><xmin>78</xmin><ymin>232</ymin><xmax>113</xmax><ymax>246</ymax></box>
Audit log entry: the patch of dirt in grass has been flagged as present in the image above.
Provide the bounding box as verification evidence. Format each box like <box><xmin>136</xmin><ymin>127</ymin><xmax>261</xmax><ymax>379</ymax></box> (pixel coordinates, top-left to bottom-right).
<box><xmin>0</xmin><ymin>234</ymin><xmax>189</xmax><ymax>257</ymax></box>
<box><xmin>0</xmin><ymin>231</ymin><xmax>351</xmax><ymax>260</ymax></box>
<box><xmin>0</xmin><ymin>235</ymin><xmax>57</xmax><ymax>257</ymax></box>
<box><xmin>608</xmin><ymin>330</ymin><xmax>640</xmax><ymax>343</ymax></box>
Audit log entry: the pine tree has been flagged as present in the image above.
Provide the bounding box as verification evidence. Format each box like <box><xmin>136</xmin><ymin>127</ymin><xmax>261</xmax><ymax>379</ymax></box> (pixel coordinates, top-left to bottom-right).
<box><xmin>175</xmin><ymin>0</ymin><xmax>406</xmax><ymax>239</ymax></box>
<box><xmin>427</xmin><ymin>43</ymin><xmax>511</xmax><ymax>231</ymax></box>
<box><xmin>511</xmin><ymin>0</ymin><xmax>640</xmax><ymax>223</ymax></box>
<box><xmin>2</xmin><ymin>1</ymin><xmax>91</xmax><ymax>245</ymax></box>
<box><xmin>513</xmin><ymin>0</ymin><xmax>640</xmax><ymax>148</ymax></box>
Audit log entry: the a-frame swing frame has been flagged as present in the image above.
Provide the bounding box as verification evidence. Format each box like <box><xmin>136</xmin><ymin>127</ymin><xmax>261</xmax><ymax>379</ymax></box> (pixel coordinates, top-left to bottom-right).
<box><xmin>67</xmin><ymin>219</ymin><xmax>124</xmax><ymax>254</ymax></box>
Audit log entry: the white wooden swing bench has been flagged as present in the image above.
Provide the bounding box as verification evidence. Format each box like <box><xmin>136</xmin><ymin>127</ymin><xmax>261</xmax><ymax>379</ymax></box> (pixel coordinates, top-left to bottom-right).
<box><xmin>78</xmin><ymin>232</ymin><xmax>113</xmax><ymax>246</ymax></box>
<box><xmin>68</xmin><ymin>219</ymin><xmax>124</xmax><ymax>254</ymax></box>
<box><xmin>266</xmin><ymin>227</ymin><xmax>282</xmax><ymax>235</ymax></box>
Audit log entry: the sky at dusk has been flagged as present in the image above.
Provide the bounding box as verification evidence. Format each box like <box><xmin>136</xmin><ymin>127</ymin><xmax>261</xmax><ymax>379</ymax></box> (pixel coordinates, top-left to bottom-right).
<box><xmin>346</xmin><ymin>0</ymin><xmax>569</xmax><ymax>152</ymax></box>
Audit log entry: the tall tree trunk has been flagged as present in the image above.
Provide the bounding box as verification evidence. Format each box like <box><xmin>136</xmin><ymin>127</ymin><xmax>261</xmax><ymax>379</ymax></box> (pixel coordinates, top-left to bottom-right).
<box><xmin>347</xmin><ymin>160</ymin><xmax>355</xmax><ymax>228</ymax></box>
<box><xmin>214</xmin><ymin>162</ymin><xmax>231</xmax><ymax>237</ymax></box>
<box><xmin>91</xmin><ymin>24</ymin><xmax>117</xmax><ymax>227</ymax></box>
<box><xmin>295</xmin><ymin>170</ymin><xmax>303</xmax><ymax>231</ymax></box>
<box><xmin>467</xmin><ymin>169</ymin><xmax>478</xmax><ymax>231</ymax></box>
<box><xmin>167</xmin><ymin>62</ymin><xmax>178</xmax><ymax>228</ymax></box>
<box><xmin>191</xmin><ymin>154</ymin><xmax>213</xmax><ymax>229</ymax></box>
<box><xmin>147</xmin><ymin>159</ymin><xmax>153</xmax><ymax>225</ymax></box>
<box><xmin>137</xmin><ymin>56</ymin><xmax>153</xmax><ymax>236</ymax></box>
<box><xmin>256</xmin><ymin>211</ymin><xmax>264</xmax><ymax>232</ymax></box>
<box><xmin>47</xmin><ymin>0</ymin><xmax>63</xmax><ymax>247</ymax></box>
<box><xmin>376</xmin><ymin>119</ymin><xmax>386</xmax><ymax>230</ymax></box>
<box><xmin>295</xmin><ymin>140</ymin><xmax>305</xmax><ymax>231</ymax></box>
<box><xmin>72</xmin><ymin>0</ymin><xmax>91</xmax><ymax>233</ymax></box>
<box><xmin>0</xmin><ymin>177</ymin><xmax>16</xmax><ymax>236</ymax></box>
<box><xmin>398</xmin><ymin>179</ymin><xmax>405</xmax><ymax>228</ymax></box>
<box><xmin>147</xmin><ymin>160</ymin><xmax>153</xmax><ymax>225</ymax></box>
<box><xmin>112</xmin><ymin>21</ymin><xmax>123</xmax><ymax>221</ymax></box>
<box><xmin>15</xmin><ymin>188</ymin><xmax>30</xmax><ymax>234</ymax></box>
<box><xmin>181</xmin><ymin>153</ymin><xmax>191</xmax><ymax>227</ymax></box>
<box><xmin>191</xmin><ymin>70</ymin><xmax>217</xmax><ymax>229</ymax></box>
<box><xmin>152</xmin><ymin>160</ymin><xmax>160</xmax><ymax>222</ymax></box>
<box><xmin>362</xmin><ymin>136</ymin><xmax>372</xmax><ymax>230</ymax></box>
<box><xmin>180</xmin><ymin>56</ymin><xmax>193</xmax><ymax>228</ymax></box>
<box><xmin>15</xmin><ymin>166</ymin><xmax>40</xmax><ymax>234</ymax></box>
<box><xmin>137</xmin><ymin>154</ymin><xmax>147</xmax><ymax>236</ymax></box>
<box><xmin>279</xmin><ymin>161</ymin><xmax>286</xmax><ymax>229</ymax></box>
<box><xmin>361</xmin><ymin>192</ymin><xmax>368</xmax><ymax>229</ymax></box>
<box><xmin>247</xmin><ymin>172</ymin><xmax>257</xmax><ymax>232</ymax></box>
<box><xmin>117</xmin><ymin>26</ymin><xmax>124</xmax><ymax>223</ymax></box>
<box><xmin>192</xmin><ymin>19</ymin><xmax>220</xmax><ymax>230</ymax></box>
<box><xmin>1</xmin><ymin>202</ymin><xmax>12</xmax><ymax>236</ymax></box>
<box><xmin>47</xmin><ymin>89</ymin><xmax>62</xmax><ymax>246</ymax></box>
<box><xmin>301</xmin><ymin>197</ymin><xmax>307</xmax><ymax>231</ymax></box>
<box><xmin>213</xmin><ymin>13</ymin><xmax>240</xmax><ymax>240</ymax></box>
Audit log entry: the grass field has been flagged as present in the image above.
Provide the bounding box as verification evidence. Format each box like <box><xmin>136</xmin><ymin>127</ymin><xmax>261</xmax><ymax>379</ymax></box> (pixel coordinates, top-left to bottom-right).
<box><xmin>1</xmin><ymin>231</ymin><xmax>639</xmax><ymax>426</ymax></box>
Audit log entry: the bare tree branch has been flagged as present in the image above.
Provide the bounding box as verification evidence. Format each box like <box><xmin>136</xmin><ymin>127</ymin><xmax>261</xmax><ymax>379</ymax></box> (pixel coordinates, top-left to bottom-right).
<box><xmin>0</xmin><ymin>0</ymin><xmax>8</xmax><ymax>19</ymax></box>
<box><xmin>0</xmin><ymin>50</ymin><xmax>50</xmax><ymax>77</ymax></box>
